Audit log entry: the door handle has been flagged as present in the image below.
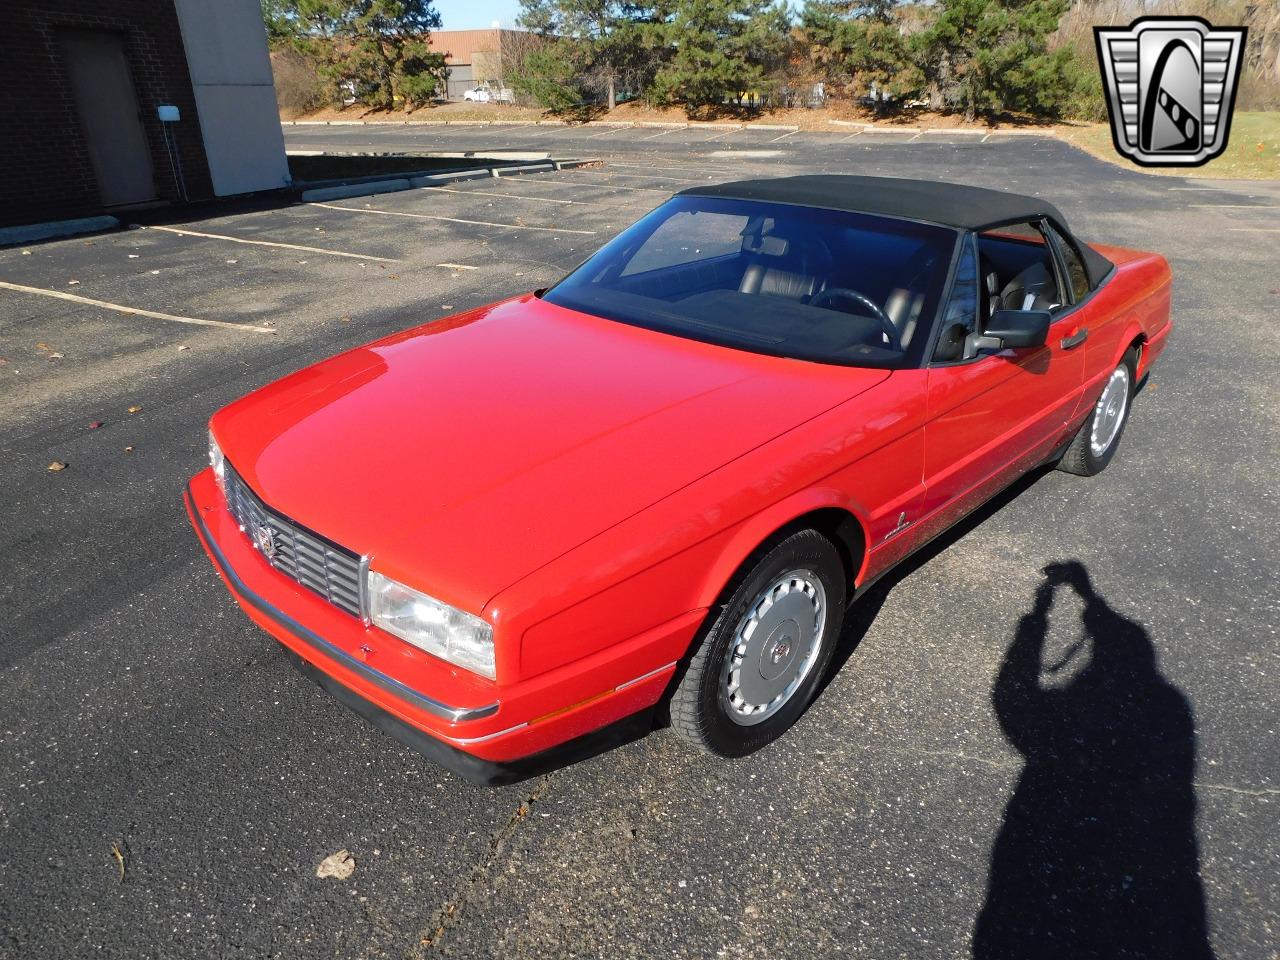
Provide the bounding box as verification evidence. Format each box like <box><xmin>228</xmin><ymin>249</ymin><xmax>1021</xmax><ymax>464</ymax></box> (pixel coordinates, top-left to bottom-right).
<box><xmin>1060</xmin><ymin>328</ymin><xmax>1088</xmax><ymax>350</ymax></box>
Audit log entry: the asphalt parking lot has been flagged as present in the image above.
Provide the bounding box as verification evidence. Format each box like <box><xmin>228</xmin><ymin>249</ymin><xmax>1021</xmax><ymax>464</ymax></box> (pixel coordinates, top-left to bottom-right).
<box><xmin>2</xmin><ymin>126</ymin><xmax>1278</xmax><ymax>959</ymax></box>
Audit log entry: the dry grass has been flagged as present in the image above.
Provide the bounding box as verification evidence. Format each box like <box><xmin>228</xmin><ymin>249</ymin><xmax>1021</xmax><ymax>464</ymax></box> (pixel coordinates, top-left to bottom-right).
<box><xmin>1067</xmin><ymin>112</ymin><xmax>1280</xmax><ymax>179</ymax></box>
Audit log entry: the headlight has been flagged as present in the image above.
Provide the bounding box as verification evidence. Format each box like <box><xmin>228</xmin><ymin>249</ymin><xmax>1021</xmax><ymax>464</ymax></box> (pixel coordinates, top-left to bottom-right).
<box><xmin>208</xmin><ymin>428</ymin><xmax>226</xmax><ymax>495</ymax></box>
<box><xmin>366</xmin><ymin>571</ymin><xmax>495</xmax><ymax>679</ymax></box>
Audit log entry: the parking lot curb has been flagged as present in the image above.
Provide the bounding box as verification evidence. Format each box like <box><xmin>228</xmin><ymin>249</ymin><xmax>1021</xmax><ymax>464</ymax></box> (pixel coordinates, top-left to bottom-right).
<box><xmin>300</xmin><ymin>178</ymin><xmax>412</xmax><ymax>201</ymax></box>
<box><xmin>408</xmin><ymin>170</ymin><xmax>497</xmax><ymax>188</ymax></box>
<box><xmin>637</xmin><ymin>121</ymin><xmax>688</xmax><ymax>129</ymax></box>
<box><xmin>0</xmin><ymin>214</ymin><xmax>120</xmax><ymax>247</ymax></box>
<box><xmin>746</xmin><ymin>124</ymin><xmax>800</xmax><ymax>132</ymax></box>
<box><xmin>300</xmin><ymin>157</ymin><xmax>600</xmax><ymax>200</ymax></box>
<box><xmin>496</xmin><ymin>162</ymin><xmax>555</xmax><ymax>176</ymax></box>
<box><xmin>585</xmin><ymin>121</ymin><xmax>635</xmax><ymax>128</ymax></box>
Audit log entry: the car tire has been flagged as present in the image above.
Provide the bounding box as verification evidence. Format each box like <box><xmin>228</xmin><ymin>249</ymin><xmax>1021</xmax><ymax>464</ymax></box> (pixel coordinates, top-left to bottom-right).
<box><xmin>1058</xmin><ymin>347</ymin><xmax>1138</xmax><ymax>477</ymax></box>
<box><xmin>669</xmin><ymin>529</ymin><xmax>846</xmax><ymax>758</ymax></box>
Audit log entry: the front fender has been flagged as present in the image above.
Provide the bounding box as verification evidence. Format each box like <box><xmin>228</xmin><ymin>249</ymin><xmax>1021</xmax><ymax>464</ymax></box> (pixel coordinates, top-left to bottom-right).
<box><xmin>691</xmin><ymin>487</ymin><xmax>871</xmax><ymax>609</ymax></box>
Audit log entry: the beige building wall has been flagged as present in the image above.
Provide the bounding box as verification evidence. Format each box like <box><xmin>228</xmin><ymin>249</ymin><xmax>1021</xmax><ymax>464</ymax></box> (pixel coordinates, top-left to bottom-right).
<box><xmin>173</xmin><ymin>0</ymin><xmax>291</xmax><ymax>195</ymax></box>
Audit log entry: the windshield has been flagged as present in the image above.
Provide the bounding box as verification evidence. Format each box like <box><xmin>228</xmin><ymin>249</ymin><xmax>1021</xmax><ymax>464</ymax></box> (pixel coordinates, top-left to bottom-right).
<box><xmin>543</xmin><ymin>196</ymin><xmax>958</xmax><ymax>368</ymax></box>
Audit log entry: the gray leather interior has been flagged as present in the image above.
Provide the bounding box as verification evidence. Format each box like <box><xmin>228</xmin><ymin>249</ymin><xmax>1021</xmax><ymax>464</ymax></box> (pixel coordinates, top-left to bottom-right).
<box><xmin>999</xmin><ymin>261</ymin><xmax>1058</xmax><ymax>311</ymax></box>
<box><xmin>738</xmin><ymin>232</ymin><xmax>830</xmax><ymax>302</ymax></box>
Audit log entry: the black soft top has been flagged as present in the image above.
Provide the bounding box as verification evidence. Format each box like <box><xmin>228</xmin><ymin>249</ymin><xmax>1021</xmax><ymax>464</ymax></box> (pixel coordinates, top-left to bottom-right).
<box><xmin>679</xmin><ymin>175</ymin><xmax>1113</xmax><ymax>286</ymax></box>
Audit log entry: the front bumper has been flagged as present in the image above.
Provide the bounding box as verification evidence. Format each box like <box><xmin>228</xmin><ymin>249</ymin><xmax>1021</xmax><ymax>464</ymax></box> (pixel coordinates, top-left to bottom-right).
<box><xmin>185</xmin><ymin>468</ymin><xmax>699</xmax><ymax>781</ymax></box>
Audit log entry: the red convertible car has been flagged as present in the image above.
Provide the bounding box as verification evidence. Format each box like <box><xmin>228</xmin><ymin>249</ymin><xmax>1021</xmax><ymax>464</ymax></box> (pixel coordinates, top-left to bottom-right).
<box><xmin>187</xmin><ymin>176</ymin><xmax>1172</xmax><ymax>784</ymax></box>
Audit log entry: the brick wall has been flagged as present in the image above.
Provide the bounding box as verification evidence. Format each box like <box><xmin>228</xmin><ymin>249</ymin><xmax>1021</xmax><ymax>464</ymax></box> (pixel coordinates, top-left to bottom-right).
<box><xmin>0</xmin><ymin>1</ymin><xmax>214</xmax><ymax>227</ymax></box>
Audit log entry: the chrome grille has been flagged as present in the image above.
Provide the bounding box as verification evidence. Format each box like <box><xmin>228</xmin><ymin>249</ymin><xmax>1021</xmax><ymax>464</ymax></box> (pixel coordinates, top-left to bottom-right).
<box><xmin>223</xmin><ymin>467</ymin><xmax>363</xmax><ymax>618</ymax></box>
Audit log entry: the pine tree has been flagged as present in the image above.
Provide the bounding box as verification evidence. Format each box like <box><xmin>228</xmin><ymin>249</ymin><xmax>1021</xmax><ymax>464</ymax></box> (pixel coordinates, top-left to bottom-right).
<box><xmin>800</xmin><ymin>0</ymin><xmax>920</xmax><ymax>114</ymax></box>
<box><xmin>265</xmin><ymin>0</ymin><xmax>448</xmax><ymax>109</ymax></box>
<box><xmin>921</xmin><ymin>0</ymin><xmax>1070</xmax><ymax>121</ymax></box>
<box><xmin>650</xmin><ymin>0</ymin><xmax>791</xmax><ymax>110</ymax></box>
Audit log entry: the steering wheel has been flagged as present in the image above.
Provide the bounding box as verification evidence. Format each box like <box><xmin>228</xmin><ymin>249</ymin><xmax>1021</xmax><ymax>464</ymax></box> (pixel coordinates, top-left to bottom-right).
<box><xmin>808</xmin><ymin>287</ymin><xmax>902</xmax><ymax>351</ymax></box>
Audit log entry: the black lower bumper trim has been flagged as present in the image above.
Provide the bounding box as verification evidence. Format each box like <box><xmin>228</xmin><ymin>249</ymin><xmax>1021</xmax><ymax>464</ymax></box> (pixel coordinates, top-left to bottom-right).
<box><xmin>285</xmin><ymin>649</ymin><xmax>656</xmax><ymax>786</ymax></box>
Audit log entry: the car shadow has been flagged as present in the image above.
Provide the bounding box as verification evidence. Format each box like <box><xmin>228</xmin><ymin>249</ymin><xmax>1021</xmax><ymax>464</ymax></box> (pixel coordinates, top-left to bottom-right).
<box><xmin>973</xmin><ymin>560</ymin><xmax>1214</xmax><ymax>960</ymax></box>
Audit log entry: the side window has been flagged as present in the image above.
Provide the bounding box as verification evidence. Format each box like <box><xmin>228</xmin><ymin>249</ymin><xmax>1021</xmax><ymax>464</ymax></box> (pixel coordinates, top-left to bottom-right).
<box><xmin>933</xmin><ymin>237</ymin><xmax>978</xmax><ymax>362</ymax></box>
<box><xmin>621</xmin><ymin>211</ymin><xmax>748</xmax><ymax>276</ymax></box>
<box><xmin>1045</xmin><ymin>223</ymin><xmax>1090</xmax><ymax>303</ymax></box>
<box><xmin>976</xmin><ymin>221</ymin><xmax>1065</xmax><ymax>314</ymax></box>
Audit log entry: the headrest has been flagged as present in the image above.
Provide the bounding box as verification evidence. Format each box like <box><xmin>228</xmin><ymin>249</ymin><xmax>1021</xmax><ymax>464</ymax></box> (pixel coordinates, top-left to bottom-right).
<box><xmin>742</xmin><ymin>234</ymin><xmax>790</xmax><ymax>257</ymax></box>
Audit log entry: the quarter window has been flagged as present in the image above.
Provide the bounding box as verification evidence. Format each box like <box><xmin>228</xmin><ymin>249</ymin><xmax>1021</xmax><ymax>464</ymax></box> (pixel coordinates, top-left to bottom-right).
<box><xmin>1046</xmin><ymin>223</ymin><xmax>1090</xmax><ymax>303</ymax></box>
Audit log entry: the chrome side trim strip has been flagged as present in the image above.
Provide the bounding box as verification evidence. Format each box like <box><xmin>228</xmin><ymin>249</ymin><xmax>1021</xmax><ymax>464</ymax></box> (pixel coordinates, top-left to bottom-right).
<box><xmin>446</xmin><ymin>722</ymin><xmax>530</xmax><ymax>745</ymax></box>
<box><xmin>448</xmin><ymin>662</ymin><xmax>679</xmax><ymax>745</ymax></box>
<box><xmin>187</xmin><ymin>485</ymin><xmax>499</xmax><ymax>724</ymax></box>
<box><xmin>615</xmin><ymin>661</ymin><xmax>678</xmax><ymax>692</ymax></box>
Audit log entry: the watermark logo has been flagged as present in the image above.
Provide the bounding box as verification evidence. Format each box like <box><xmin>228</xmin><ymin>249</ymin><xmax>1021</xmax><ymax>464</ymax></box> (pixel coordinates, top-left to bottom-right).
<box><xmin>1095</xmin><ymin>17</ymin><xmax>1247</xmax><ymax>167</ymax></box>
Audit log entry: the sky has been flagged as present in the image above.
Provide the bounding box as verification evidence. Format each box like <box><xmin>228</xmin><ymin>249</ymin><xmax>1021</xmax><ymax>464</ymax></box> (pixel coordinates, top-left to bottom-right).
<box><xmin>433</xmin><ymin>0</ymin><xmax>522</xmax><ymax>31</ymax></box>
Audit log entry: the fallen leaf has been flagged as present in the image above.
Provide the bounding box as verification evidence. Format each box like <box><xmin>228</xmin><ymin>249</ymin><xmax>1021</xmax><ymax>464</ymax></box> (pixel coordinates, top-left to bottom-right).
<box><xmin>0</xmin><ymin>357</ymin><xmax>8</xmax><ymax>364</ymax></box>
<box><xmin>89</xmin><ymin>421</ymin><xmax>103</xmax><ymax>429</ymax></box>
<box><xmin>124</xmin><ymin>446</ymin><xmax>134</xmax><ymax>453</ymax></box>
<box><xmin>316</xmin><ymin>849</ymin><xmax>355</xmax><ymax>880</ymax></box>
<box><xmin>48</xmin><ymin>461</ymin><xmax>68</xmax><ymax>472</ymax></box>
<box><xmin>128</xmin><ymin>254</ymin><xmax>139</xmax><ymax>259</ymax></box>
<box><xmin>149</xmin><ymin>270</ymin><xmax>160</xmax><ymax>275</ymax></box>
<box><xmin>339</xmin><ymin>316</ymin><xmax>351</xmax><ymax>323</ymax></box>
<box><xmin>297</xmin><ymin>260</ymin><xmax>308</xmax><ymax>265</ymax></box>
<box><xmin>177</xmin><ymin>344</ymin><xmax>190</xmax><ymax>351</ymax></box>
<box><xmin>226</xmin><ymin>259</ymin><xmax>239</xmax><ymax>265</ymax></box>
<box><xmin>127</xmin><ymin>405</ymin><xmax>142</xmax><ymax>414</ymax></box>
<box><xmin>67</xmin><ymin>280</ymin><xmax>80</xmax><ymax>285</ymax></box>
<box><xmin>387</xmin><ymin>274</ymin><xmax>399</xmax><ymax>280</ymax></box>
<box><xmin>21</xmin><ymin>249</ymin><xmax>32</xmax><ymax>256</ymax></box>
<box><xmin>35</xmin><ymin>342</ymin><xmax>51</xmax><ymax>351</ymax></box>
<box><xmin>111</xmin><ymin>842</ymin><xmax>126</xmax><ymax>881</ymax></box>
<box><xmin>47</xmin><ymin>352</ymin><xmax>64</xmax><ymax>360</ymax></box>
<box><xmin>441</xmin><ymin>305</ymin><xmax>453</xmax><ymax>310</ymax></box>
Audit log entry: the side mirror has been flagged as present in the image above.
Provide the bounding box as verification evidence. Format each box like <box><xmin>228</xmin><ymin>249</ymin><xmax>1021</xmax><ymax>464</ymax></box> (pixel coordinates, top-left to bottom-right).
<box><xmin>982</xmin><ymin>309</ymin><xmax>1051</xmax><ymax>349</ymax></box>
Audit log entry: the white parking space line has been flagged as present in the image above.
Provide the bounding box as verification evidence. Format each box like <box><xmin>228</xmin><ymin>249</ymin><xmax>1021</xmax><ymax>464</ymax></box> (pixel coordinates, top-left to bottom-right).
<box><xmin>436</xmin><ymin>262</ymin><xmax>478</xmax><ymax>270</ymax></box>
<box><xmin>768</xmin><ymin>131</ymin><xmax>797</xmax><ymax>143</ymax></box>
<box><xmin>1168</xmin><ymin>187</ymin><xmax>1220</xmax><ymax>191</ymax></box>
<box><xmin>428</xmin><ymin>185</ymin><xmax>588</xmax><ymax>205</ymax></box>
<box><xmin>640</xmin><ymin>128</ymin><xmax>678</xmax><ymax>140</ymax></box>
<box><xmin>604</xmin><ymin>160</ymin><xmax>723</xmax><ymax>175</ymax></box>
<box><xmin>703</xmin><ymin>128</ymin><xmax>739</xmax><ymax>142</ymax></box>
<box><xmin>578</xmin><ymin>170</ymin><xmax>710</xmax><ymax>184</ymax></box>
<box><xmin>1188</xmin><ymin>204</ymin><xmax>1277</xmax><ymax>209</ymax></box>
<box><xmin>586</xmin><ymin>127</ymin><xmax>626</xmax><ymax>138</ymax></box>
<box><xmin>0</xmin><ymin>280</ymin><xmax>276</xmax><ymax>334</ymax></box>
<box><xmin>309</xmin><ymin>202</ymin><xmax>598</xmax><ymax>234</ymax></box>
<box><xmin>508</xmin><ymin>177</ymin><xmax>672</xmax><ymax>195</ymax></box>
<box><xmin>1226</xmin><ymin>227</ymin><xmax>1280</xmax><ymax>232</ymax></box>
<box><xmin>145</xmin><ymin>224</ymin><xmax>399</xmax><ymax>262</ymax></box>
<box><xmin>839</xmin><ymin>132</ymin><xmax>864</xmax><ymax>143</ymax></box>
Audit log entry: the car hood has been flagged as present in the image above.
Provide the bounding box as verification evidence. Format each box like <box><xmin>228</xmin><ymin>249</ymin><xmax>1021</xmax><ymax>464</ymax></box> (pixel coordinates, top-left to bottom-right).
<box><xmin>213</xmin><ymin>296</ymin><xmax>888</xmax><ymax>613</ymax></box>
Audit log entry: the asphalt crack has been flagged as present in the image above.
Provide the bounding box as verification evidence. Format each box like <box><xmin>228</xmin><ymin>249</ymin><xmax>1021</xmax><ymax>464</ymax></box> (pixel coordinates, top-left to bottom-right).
<box><xmin>413</xmin><ymin>774</ymin><xmax>553</xmax><ymax>956</ymax></box>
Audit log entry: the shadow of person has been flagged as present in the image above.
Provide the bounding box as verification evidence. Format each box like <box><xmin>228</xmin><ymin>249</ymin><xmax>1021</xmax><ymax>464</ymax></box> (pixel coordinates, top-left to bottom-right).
<box><xmin>974</xmin><ymin>561</ymin><xmax>1214</xmax><ymax>960</ymax></box>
